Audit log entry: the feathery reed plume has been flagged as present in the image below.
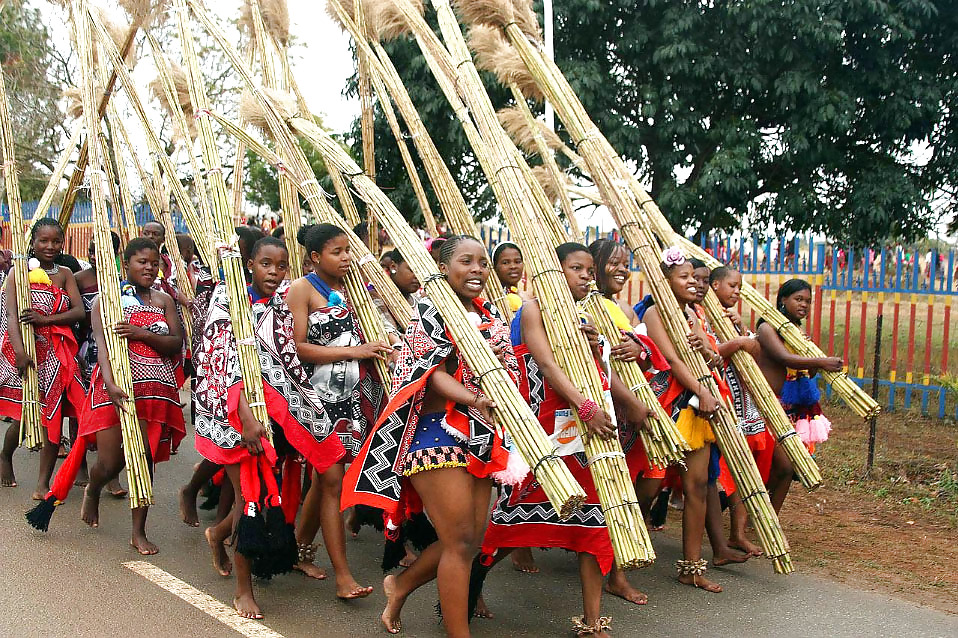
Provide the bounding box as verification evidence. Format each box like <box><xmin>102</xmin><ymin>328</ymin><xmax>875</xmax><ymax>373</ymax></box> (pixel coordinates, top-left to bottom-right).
<box><xmin>364</xmin><ymin>0</ymin><xmax>422</xmax><ymax>41</ymax></box>
<box><xmin>239</xmin><ymin>0</ymin><xmax>290</xmax><ymax>45</ymax></box>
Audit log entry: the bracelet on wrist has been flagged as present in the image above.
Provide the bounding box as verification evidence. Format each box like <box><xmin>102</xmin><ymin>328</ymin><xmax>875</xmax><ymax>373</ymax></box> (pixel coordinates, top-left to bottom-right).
<box><xmin>577</xmin><ymin>399</ymin><xmax>600</xmax><ymax>422</ymax></box>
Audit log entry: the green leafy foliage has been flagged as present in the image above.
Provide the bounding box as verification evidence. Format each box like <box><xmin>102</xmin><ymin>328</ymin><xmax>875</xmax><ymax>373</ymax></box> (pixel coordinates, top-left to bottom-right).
<box><xmin>345</xmin><ymin>0</ymin><xmax>957</xmax><ymax>244</ymax></box>
<box><xmin>0</xmin><ymin>1</ymin><xmax>67</xmax><ymax>200</ymax></box>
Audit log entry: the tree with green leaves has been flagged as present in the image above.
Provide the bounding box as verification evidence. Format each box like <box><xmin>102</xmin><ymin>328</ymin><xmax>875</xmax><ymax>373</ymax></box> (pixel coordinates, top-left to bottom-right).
<box><xmin>347</xmin><ymin>0</ymin><xmax>957</xmax><ymax>244</ymax></box>
<box><xmin>0</xmin><ymin>1</ymin><xmax>67</xmax><ymax>201</ymax></box>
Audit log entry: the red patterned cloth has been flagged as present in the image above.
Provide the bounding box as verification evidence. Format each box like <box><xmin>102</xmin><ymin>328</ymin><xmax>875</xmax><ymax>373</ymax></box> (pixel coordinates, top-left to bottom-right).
<box><xmin>79</xmin><ymin>301</ymin><xmax>185</xmax><ymax>463</ymax></box>
<box><xmin>0</xmin><ymin>282</ymin><xmax>83</xmax><ymax>442</ymax></box>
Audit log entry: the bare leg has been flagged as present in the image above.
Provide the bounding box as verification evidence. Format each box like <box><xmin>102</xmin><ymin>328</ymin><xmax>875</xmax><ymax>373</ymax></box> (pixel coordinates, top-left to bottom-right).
<box><xmin>767</xmin><ymin>445</ymin><xmax>794</xmax><ymax>514</ymax></box>
<box><xmin>33</xmin><ymin>439</ymin><xmax>59</xmax><ymax>500</ymax></box>
<box><xmin>604</xmin><ymin>564</ymin><xmax>648</xmax><ymax>605</ymax></box>
<box><xmin>634</xmin><ymin>476</ymin><xmax>663</xmax><ymax>515</ymax></box>
<box><xmin>404</xmin><ymin>468</ymin><xmax>489</xmax><ymax>638</ymax></box>
<box><xmin>131</xmin><ymin>507</ymin><xmax>158</xmax><ymax>555</ymax></box>
<box><xmin>382</xmin><ymin>540</ymin><xmax>442</xmax><ymax>633</ymax></box>
<box><xmin>317</xmin><ymin>465</ymin><xmax>370</xmax><ymax>598</ymax></box>
<box><xmin>728</xmin><ymin>493</ymin><xmax>763</xmax><ymax>556</ymax></box>
<box><xmin>578</xmin><ymin>553</ymin><xmax>611</xmax><ymax>637</ymax></box>
<box><xmin>677</xmin><ymin>445</ymin><xmax>722</xmax><ymax>593</ymax></box>
<box><xmin>1</xmin><ymin>420</ymin><xmax>19</xmax><ymax>487</ymax></box>
<box><xmin>510</xmin><ymin>547</ymin><xmax>539</xmax><ymax>574</ymax></box>
<box><xmin>214</xmin><ymin>474</ymin><xmax>234</xmax><ymax>527</ymax></box>
<box><xmin>180</xmin><ymin>458</ymin><xmax>221</xmax><ymax>527</ymax></box>
<box><xmin>205</xmin><ymin>505</ymin><xmax>234</xmax><ymax>577</ymax></box>
<box><xmin>293</xmin><ymin>469</ymin><xmax>327</xmax><ymax>580</ymax></box>
<box><xmin>705</xmin><ymin>483</ymin><xmax>749</xmax><ymax>566</ymax></box>
<box><xmin>222</xmin><ymin>463</ymin><xmax>262</xmax><ymax>620</ymax></box>
<box><xmin>81</xmin><ymin>428</ymin><xmax>125</xmax><ymax>528</ymax></box>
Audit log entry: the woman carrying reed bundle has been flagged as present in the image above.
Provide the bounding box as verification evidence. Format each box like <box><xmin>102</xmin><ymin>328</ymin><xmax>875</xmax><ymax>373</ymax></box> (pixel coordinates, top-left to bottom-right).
<box><xmin>0</xmin><ymin>219</ymin><xmax>85</xmax><ymax>496</ymax></box>
<box><xmin>178</xmin><ymin>225</ymin><xmax>265</xmax><ymax>529</ymax></box>
<box><xmin>707</xmin><ymin>266</ymin><xmax>774</xmax><ymax>556</ymax></box>
<box><xmin>638</xmin><ymin>246</ymin><xmax>725</xmax><ymax>592</ymax></box>
<box><xmin>756</xmin><ymin>278</ymin><xmax>842</xmax><ymax>512</ymax></box>
<box><xmin>27</xmin><ymin>238</ymin><xmax>186</xmax><ymax>552</ymax></box>
<box><xmin>284</xmin><ymin>223</ymin><xmax>388</xmax><ymax>596</ymax></box>
<box><xmin>492</xmin><ymin>241</ymin><xmax>528</xmax><ymax>313</ymax></box>
<box><xmin>477</xmin><ymin>242</ymin><xmax>651</xmax><ymax>637</ymax></box>
<box><xmin>73</xmin><ymin>232</ymin><xmax>130</xmax><ymax>497</ymax></box>
<box><xmin>193</xmin><ymin>237</ymin><xmax>346</xmax><ymax>620</ymax></box>
<box><xmin>342</xmin><ymin>235</ymin><xmax>525</xmax><ymax>636</ymax></box>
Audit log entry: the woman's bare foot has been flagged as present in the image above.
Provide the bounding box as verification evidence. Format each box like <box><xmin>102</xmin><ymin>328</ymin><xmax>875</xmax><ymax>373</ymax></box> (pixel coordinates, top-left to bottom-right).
<box><xmin>32</xmin><ymin>485</ymin><xmax>49</xmax><ymax>501</ymax></box>
<box><xmin>474</xmin><ymin>595</ymin><xmax>494</xmax><ymax>619</ymax></box>
<box><xmin>179</xmin><ymin>486</ymin><xmax>199</xmax><ymax>527</ymax></box>
<box><xmin>604</xmin><ymin>576</ymin><xmax>648</xmax><ymax>605</ymax></box>
<box><xmin>345</xmin><ymin>507</ymin><xmax>360</xmax><ymax>539</ymax></box>
<box><xmin>729</xmin><ymin>536</ymin><xmax>764</xmax><ymax>557</ymax></box>
<box><xmin>80</xmin><ymin>485</ymin><xmax>100</xmax><ymax>528</ymax></box>
<box><xmin>381</xmin><ymin>574</ymin><xmax>403</xmax><ymax>634</ymax></box>
<box><xmin>294</xmin><ymin>561</ymin><xmax>327</xmax><ymax>580</ymax></box>
<box><xmin>0</xmin><ymin>453</ymin><xmax>15</xmax><ymax>487</ymax></box>
<box><xmin>131</xmin><ymin>534</ymin><xmax>159</xmax><ymax>555</ymax></box>
<box><xmin>712</xmin><ymin>546</ymin><xmax>750</xmax><ymax>566</ymax></box>
<box><xmin>205</xmin><ymin>527</ymin><xmax>232</xmax><ymax>576</ymax></box>
<box><xmin>399</xmin><ymin>547</ymin><xmax>417</xmax><ymax>568</ymax></box>
<box><xmin>510</xmin><ymin>547</ymin><xmax>540</xmax><ymax>574</ymax></box>
<box><xmin>107</xmin><ymin>479</ymin><xmax>128</xmax><ymax>499</ymax></box>
<box><xmin>678</xmin><ymin>572</ymin><xmax>723</xmax><ymax>593</ymax></box>
<box><xmin>233</xmin><ymin>593</ymin><xmax>263</xmax><ymax>620</ymax></box>
<box><xmin>336</xmin><ymin>574</ymin><xmax>373</xmax><ymax>600</ymax></box>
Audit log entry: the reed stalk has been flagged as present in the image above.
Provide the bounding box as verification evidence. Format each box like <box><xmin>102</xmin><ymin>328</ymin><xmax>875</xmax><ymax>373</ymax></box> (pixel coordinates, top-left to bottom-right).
<box><xmin>168</xmin><ymin>0</ymin><xmax>270</xmax><ymax>435</ymax></box>
<box><xmin>455</xmin><ymin>1</ymin><xmax>792</xmax><ymax>571</ymax></box>
<box><xmin>701</xmin><ymin>291</ymin><xmax>822</xmax><ymax>491</ymax></box>
<box><xmin>188</xmin><ymin>0</ymin><xmax>586</xmax><ymax>517</ymax></box>
<box><xmin>381</xmin><ymin>0</ymin><xmax>651</xmax><ymax>568</ymax></box>
<box><xmin>59</xmin><ymin>1</ymin><xmax>160</xmax><ymax>229</ymax></box>
<box><xmin>325</xmin><ymin>0</ymin><xmax>508</xmax><ymax>318</ymax></box>
<box><xmin>354</xmin><ymin>0</ymin><xmax>379</xmax><ymax>255</ymax></box>
<box><xmin>0</xmin><ymin>28</ymin><xmax>41</xmax><ymax>449</ymax></box>
<box><xmin>33</xmin><ymin>125</ymin><xmax>84</xmax><ymax>222</ymax></box>
<box><xmin>80</xmin><ymin>0</ymin><xmax>153</xmax><ymax>506</ymax></box>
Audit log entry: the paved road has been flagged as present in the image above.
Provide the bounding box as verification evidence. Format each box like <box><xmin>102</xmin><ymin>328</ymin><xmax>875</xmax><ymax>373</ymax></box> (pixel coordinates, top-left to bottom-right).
<box><xmin>0</xmin><ymin>442</ymin><xmax>954</xmax><ymax>638</ymax></box>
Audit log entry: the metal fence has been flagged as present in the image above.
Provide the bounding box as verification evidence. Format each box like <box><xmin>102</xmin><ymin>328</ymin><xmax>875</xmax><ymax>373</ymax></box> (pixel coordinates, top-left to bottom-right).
<box><xmin>480</xmin><ymin>225</ymin><xmax>958</xmax><ymax>419</ymax></box>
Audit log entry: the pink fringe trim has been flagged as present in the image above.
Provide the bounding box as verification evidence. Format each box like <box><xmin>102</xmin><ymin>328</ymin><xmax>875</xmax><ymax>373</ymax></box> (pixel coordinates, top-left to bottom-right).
<box><xmin>490</xmin><ymin>451</ymin><xmax>530</xmax><ymax>486</ymax></box>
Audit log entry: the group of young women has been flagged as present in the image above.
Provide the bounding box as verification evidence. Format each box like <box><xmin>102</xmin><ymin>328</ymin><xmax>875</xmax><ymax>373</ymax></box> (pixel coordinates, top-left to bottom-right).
<box><xmin>0</xmin><ymin>217</ymin><xmax>842</xmax><ymax>637</ymax></box>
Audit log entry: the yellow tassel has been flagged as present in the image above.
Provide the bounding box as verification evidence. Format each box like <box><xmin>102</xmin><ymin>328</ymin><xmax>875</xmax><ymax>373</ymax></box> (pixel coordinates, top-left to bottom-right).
<box><xmin>674</xmin><ymin>407</ymin><xmax>715</xmax><ymax>450</ymax></box>
<box><xmin>28</xmin><ymin>268</ymin><xmax>51</xmax><ymax>286</ymax></box>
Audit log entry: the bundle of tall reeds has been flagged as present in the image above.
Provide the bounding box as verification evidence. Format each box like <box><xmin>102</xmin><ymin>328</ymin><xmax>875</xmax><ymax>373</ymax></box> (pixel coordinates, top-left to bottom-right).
<box><xmin>167</xmin><ymin>0</ymin><xmax>271</xmax><ymax>434</ymax></box>
<box><xmin>145</xmin><ymin>32</ymin><xmax>214</xmax><ymax>246</ymax></box>
<box><xmin>92</xmin><ymin>26</ymin><xmax>215</xmax><ymax>270</ymax></box>
<box><xmin>701</xmin><ymin>292</ymin><xmax>822</xmax><ymax>490</ymax></box>
<box><xmin>244</xmin><ymin>0</ymin><xmax>303</xmax><ymax>279</ymax></box>
<box><xmin>325</xmin><ymin>0</ymin><xmax>508</xmax><ymax>318</ymax></box>
<box><xmin>468</xmin><ymin>24</ymin><xmax>580</xmax><ymax>241</ymax></box>
<box><xmin>245</xmin><ymin>0</ymin><xmax>389</xmax><ymax>383</ymax></box>
<box><xmin>0</xmin><ymin>35</ymin><xmax>42</xmax><ymax>449</ymax></box>
<box><xmin>59</xmin><ymin>0</ymin><xmax>163</xmax><ymax>229</ymax></box>
<box><xmin>457</xmin><ymin>0</ymin><xmax>792</xmax><ymax>572</ymax></box>
<box><xmin>678</xmin><ymin>237</ymin><xmax>879</xmax><ymax>419</ymax></box>
<box><xmin>580</xmin><ymin>290</ymin><xmax>690</xmax><ymax>469</ymax></box>
<box><xmin>103</xmin><ymin>108</ymin><xmax>140</xmax><ymax>242</ymax></box>
<box><xmin>353</xmin><ymin>0</ymin><xmax>379</xmax><ymax>255</ymax></box>
<box><xmin>32</xmin><ymin>125</ymin><xmax>83</xmax><ymax>222</ymax></box>
<box><xmin>78</xmin><ymin>0</ymin><xmax>153</xmax><ymax>506</ymax></box>
<box><xmin>187</xmin><ymin>0</ymin><xmax>587</xmax><ymax>518</ymax></box>
<box><xmin>379</xmin><ymin>0</ymin><xmax>652</xmax><ymax>568</ymax></box>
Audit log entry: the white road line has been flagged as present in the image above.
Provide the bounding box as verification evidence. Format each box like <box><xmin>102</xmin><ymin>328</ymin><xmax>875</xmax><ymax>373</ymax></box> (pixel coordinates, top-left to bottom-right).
<box><xmin>123</xmin><ymin>560</ymin><xmax>285</xmax><ymax>638</ymax></box>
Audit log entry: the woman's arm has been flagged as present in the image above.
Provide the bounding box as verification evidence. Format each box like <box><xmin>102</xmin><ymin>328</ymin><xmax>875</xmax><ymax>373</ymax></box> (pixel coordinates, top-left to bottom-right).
<box><xmin>114</xmin><ymin>291</ymin><xmax>183</xmax><ymax>356</ymax></box>
<box><xmin>287</xmin><ymin>279</ymin><xmax>390</xmax><ymax>364</ymax></box>
<box><xmin>755</xmin><ymin>323</ymin><xmax>842</xmax><ymax>372</ymax></box>
<box><xmin>46</xmin><ymin>270</ymin><xmax>84</xmax><ymax>324</ymax></box>
<box><xmin>609</xmin><ymin>370</ymin><xmax>650</xmax><ymax>428</ymax></box>
<box><xmin>4</xmin><ymin>277</ymin><xmax>30</xmax><ymax>372</ymax></box>
<box><xmin>643</xmin><ymin>306</ymin><xmax>719</xmax><ymax>413</ymax></box>
<box><xmin>523</xmin><ymin>300</ymin><xmax>615</xmax><ymax>440</ymax></box>
<box><xmin>91</xmin><ymin>298</ymin><xmax>127</xmax><ymax>410</ymax></box>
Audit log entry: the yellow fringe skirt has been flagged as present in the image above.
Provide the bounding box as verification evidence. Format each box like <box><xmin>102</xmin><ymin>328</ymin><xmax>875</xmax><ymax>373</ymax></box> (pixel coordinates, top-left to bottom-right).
<box><xmin>675</xmin><ymin>407</ymin><xmax>715</xmax><ymax>450</ymax></box>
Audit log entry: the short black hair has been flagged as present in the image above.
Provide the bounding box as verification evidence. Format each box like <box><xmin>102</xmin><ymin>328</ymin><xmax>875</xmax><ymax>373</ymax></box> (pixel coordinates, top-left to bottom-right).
<box><xmin>251</xmin><ymin>236</ymin><xmax>288</xmax><ymax>259</ymax></box>
<box><xmin>123</xmin><ymin>237</ymin><xmax>159</xmax><ymax>261</ymax></box>
<box><xmin>556</xmin><ymin>241</ymin><xmax>590</xmax><ymax>264</ymax></box>
<box><xmin>387</xmin><ymin>248</ymin><xmax>405</xmax><ymax>265</ymax></box>
<box><xmin>303</xmin><ymin>223</ymin><xmax>347</xmax><ymax>255</ymax></box>
<box><xmin>438</xmin><ymin>235</ymin><xmax>483</xmax><ymax>265</ymax></box>
<box><xmin>709</xmin><ymin>265</ymin><xmax>737</xmax><ymax>284</ymax></box>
